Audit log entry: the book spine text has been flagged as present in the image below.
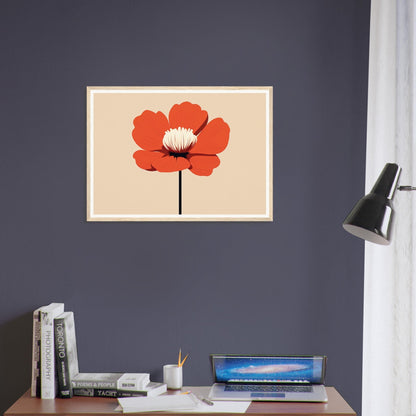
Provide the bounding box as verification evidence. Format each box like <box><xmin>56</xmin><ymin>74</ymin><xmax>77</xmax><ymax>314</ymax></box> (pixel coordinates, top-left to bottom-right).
<box><xmin>54</xmin><ymin>318</ymin><xmax>71</xmax><ymax>398</ymax></box>
<box><xmin>72</xmin><ymin>380</ymin><xmax>117</xmax><ymax>389</ymax></box>
<box><xmin>73</xmin><ymin>388</ymin><xmax>147</xmax><ymax>398</ymax></box>
<box><xmin>40</xmin><ymin>304</ymin><xmax>64</xmax><ymax>399</ymax></box>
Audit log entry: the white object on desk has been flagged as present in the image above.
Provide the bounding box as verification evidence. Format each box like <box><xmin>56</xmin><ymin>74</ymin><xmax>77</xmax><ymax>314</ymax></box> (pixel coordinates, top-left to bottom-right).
<box><xmin>163</xmin><ymin>364</ymin><xmax>183</xmax><ymax>389</ymax></box>
<box><xmin>117</xmin><ymin>393</ymin><xmax>251</xmax><ymax>414</ymax></box>
<box><xmin>118</xmin><ymin>393</ymin><xmax>198</xmax><ymax>413</ymax></box>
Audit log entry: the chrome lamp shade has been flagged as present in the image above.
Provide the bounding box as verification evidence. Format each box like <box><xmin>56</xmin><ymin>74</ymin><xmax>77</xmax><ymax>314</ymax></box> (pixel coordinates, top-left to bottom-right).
<box><xmin>342</xmin><ymin>163</ymin><xmax>401</xmax><ymax>245</ymax></box>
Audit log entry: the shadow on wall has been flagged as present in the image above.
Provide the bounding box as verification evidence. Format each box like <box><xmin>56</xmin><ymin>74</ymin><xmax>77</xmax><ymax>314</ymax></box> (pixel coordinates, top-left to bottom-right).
<box><xmin>0</xmin><ymin>313</ymin><xmax>32</xmax><ymax>413</ymax></box>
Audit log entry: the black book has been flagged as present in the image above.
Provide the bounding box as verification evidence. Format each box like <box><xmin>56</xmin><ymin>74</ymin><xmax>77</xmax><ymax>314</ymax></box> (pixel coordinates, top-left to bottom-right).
<box><xmin>54</xmin><ymin>312</ymin><xmax>79</xmax><ymax>398</ymax></box>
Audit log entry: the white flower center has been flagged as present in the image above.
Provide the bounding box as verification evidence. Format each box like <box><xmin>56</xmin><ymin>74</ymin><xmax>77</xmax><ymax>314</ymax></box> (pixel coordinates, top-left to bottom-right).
<box><xmin>162</xmin><ymin>127</ymin><xmax>197</xmax><ymax>154</ymax></box>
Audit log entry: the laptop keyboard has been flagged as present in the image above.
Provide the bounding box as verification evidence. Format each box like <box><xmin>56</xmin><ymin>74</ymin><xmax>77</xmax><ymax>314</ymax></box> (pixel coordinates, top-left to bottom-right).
<box><xmin>225</xmin><ymin>384</ymin><xmax>313</xmax><ymax>393</ymax></box>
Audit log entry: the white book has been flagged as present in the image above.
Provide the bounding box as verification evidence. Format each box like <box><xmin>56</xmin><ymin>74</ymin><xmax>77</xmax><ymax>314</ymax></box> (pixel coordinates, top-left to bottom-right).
<box><xmin>117</xmin><ymin>373</ymin><xmax>150</xmax><ymax>391</ymax></box>
<box><xmin>40</xmin><ymin>303</ymin><xmax>64</xmax><ymax>399</ymax></box>
<box><xmin>72</xmin><ymin>373</ymin><xmax>150</xmax><ymax>391</ymax></box>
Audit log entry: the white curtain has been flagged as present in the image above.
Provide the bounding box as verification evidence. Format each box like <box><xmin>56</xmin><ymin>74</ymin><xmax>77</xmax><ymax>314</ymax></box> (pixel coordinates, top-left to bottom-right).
<box><xmin>363</xmin><ymin>1</ymin><xmax>416</xmax><ymax>416</ymax></box>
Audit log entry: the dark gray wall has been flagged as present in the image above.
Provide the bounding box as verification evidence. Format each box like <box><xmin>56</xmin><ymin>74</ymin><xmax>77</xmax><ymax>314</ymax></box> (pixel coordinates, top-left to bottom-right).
<box><xmin>0</xmin><ymin>1</ymin><xmax>370</xmax><ymax>414</ymax></box>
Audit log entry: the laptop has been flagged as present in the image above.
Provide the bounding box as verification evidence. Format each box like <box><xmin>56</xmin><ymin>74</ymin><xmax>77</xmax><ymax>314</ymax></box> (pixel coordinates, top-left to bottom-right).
<box><xmin>208</xmin><ymin>354</ymin><xmax>328</xmax><ymax>402</ymax></box>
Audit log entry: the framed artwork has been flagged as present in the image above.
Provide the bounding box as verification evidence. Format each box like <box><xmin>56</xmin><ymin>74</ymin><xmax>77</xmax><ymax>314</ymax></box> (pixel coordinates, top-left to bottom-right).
<box><xmin>87</xmin><ymin>86</ymin><xmax>273</xmax><ymax>221</ymax></box>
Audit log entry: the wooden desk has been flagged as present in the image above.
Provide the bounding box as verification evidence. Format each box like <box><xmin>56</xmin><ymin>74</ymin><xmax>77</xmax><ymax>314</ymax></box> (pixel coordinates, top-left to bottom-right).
<box><xmin>4</xmin><ymin>387</ymin><xmax>356</xmax><ymax>416</ymax></box>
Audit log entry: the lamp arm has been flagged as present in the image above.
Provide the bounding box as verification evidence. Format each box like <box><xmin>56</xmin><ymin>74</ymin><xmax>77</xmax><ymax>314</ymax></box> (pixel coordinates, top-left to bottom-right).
<box><xmin>398</xmin><ymin>186</ymin><xmax>416</xmax><ymax>191</ymax></box>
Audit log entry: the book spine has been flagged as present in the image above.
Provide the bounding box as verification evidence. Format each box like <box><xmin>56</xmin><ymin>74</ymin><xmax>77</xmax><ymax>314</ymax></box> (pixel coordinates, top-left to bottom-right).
<box><xmin>73</xmin><ymin>387</ymin><xmax>118</xmax><ymax>397</ymax></box>
<box><xmin>40</xmin><ymin>305</ymin><xmax>64</xmax><ymax>399</ymax></box>
<box><xmin>117</xmin><ymin>374</ymin><xmax>150</xmax><ymax>391</ymax></box>
<box><xmin>31</xmin><ymin>309</ymin><xmax>41</xmax><ymax>397</ymax></box>
<box><xmin>72</xmin><ymin>380</ymin><xmax>118</xmax><ymax>389</ymax></box>
<box><xmin>73</xmin><ymin>388</ymin><xmax>147</xmax><ymax>398</ymax></box>
<box><xmin>55</xmin><ymin>312</ymin><xmax>79</xmax><ymax>398</ymax></box>
<box><xmin>54</xmin><ymin>317</ymin><xmax>71</xmax><ymax>398</ymax></box>
<box><xmin>117</xmin><ymin>390</ymin><xmax>148</xmax><ymax>397</ymax></box>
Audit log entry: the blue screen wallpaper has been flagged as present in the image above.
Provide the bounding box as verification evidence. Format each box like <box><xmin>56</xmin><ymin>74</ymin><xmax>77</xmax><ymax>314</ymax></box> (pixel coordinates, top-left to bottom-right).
<box><xmin>213</xmin><ymin>356</ymin><xmax>324</xmax><ymax>384</ymax></box>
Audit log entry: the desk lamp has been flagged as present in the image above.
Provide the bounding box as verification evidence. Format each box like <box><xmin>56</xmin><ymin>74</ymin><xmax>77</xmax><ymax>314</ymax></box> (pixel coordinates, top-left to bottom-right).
<box><xmin>342</xmin><ymin>162</ymin><xmax>416</xmax><ymax>245</ymax></box>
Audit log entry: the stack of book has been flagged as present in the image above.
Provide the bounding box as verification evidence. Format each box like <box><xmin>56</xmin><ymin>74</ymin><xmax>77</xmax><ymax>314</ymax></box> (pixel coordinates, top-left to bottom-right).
<box><xmin>31</xmin><ymin>302</ymin><xmax>166</xmax><ymax>399</ymax></box>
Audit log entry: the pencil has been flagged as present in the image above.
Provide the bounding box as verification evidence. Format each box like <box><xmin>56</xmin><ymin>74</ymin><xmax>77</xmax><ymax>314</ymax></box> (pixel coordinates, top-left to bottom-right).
<box><xmin>180</xmin><ymin>354</ymin><xmax>189</xmax><ymax>367</ymax></box>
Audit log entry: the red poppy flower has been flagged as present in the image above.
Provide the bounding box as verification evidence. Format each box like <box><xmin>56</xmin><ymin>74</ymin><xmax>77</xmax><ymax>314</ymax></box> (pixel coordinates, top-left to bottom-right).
<box><xmin>132</xmin><ymin>102</ymin><xmax>230</xmax><ymax>176</ymax></box>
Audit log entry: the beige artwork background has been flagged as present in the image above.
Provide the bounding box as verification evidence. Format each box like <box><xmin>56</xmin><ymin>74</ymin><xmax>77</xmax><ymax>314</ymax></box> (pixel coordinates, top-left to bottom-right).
<box><xmin>87</xmin><ymin>87</ymin><xmax>272</xmax><ymax>221</ymax></box>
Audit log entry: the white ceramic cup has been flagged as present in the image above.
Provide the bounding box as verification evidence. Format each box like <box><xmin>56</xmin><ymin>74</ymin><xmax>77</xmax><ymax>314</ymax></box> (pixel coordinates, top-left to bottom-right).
<box><xmin>163</xmin><ymin>364</ymin><xmax>183</xmax><ymax>389</ymax></box>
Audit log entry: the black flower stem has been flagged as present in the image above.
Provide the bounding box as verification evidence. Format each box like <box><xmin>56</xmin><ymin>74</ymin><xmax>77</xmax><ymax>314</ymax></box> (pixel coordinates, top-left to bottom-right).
<box><xmin>179</xmin><ymin>170</ymin><xmax>182</xmax><ymax>215</ymax></box>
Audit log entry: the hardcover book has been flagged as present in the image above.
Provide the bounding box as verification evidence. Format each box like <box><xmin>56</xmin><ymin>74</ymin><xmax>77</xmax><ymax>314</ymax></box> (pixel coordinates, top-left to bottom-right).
<box><xmin>40</xmin><ymin>303</ymin><xmax>64</xmax><ymax>399</ymax></box>
<box><xmin>54</xmin><ymin>311</ymin><xmax>79</xmax><ymax>398</ymax></box>
<box><xmin>73</xmin><ymin>382</ymin><xmax>167</xmax><ymax>398</ymax></box>
<box><xmin>72</xmin><ymin>373</ymin><xmax>150</xmax><ymax>390</ymax></box>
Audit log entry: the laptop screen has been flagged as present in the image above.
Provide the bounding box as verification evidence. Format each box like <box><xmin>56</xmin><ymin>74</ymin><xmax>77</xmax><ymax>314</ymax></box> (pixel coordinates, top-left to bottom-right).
<box><xmin>211</xmin><ymin>354</ymin><xmax>326</xmax><ymax>384</ymax></box>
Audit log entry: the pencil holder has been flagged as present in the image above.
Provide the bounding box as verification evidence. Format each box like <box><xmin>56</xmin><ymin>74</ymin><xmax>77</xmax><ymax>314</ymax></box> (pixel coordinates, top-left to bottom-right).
<box><xmin>163</xmin><ymin>364</ymin><xmax>183</xmax><ymax>389</ymax></box>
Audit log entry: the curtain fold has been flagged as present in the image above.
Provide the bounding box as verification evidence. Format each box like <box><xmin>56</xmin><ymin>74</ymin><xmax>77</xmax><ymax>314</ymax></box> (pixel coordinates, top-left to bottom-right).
<box><xmin>363</xmin><ymin>1</ymin><xmax>416</xmax><ymax>416</ymax></box>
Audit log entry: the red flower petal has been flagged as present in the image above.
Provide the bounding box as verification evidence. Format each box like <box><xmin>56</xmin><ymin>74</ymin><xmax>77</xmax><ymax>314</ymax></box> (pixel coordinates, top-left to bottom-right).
<box><xmin>169</xmin><ymin>102</ymin><xmax>208</xmax><ymax>135</ymax></box>
<box><xmin>133</xmin><ymin>150</ymin><xmax>166</xmax><ymax>171</ymax></box>
<box><xmin>188</xmin><ymin>118</ymin><xmax>230</xmax><ymax>155</ymax></box>
<box><xmin>132</xmin><ymin>110</ymin><xmax>169</xmax><ymax>151</ymax></box>
<box><xmin>189</xmin><ymin>167</ymin><xmax>213</xmax><ymax>176</ymax></box>
<box><xmin>152</xmin><ymin>155</ymin><xmax>191</xmax><ymax>172</ymax></box>
<box><xmin>189</xmin><ymin>154</ymin><xmax>220</xmax><ymax>169</ymax></box>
